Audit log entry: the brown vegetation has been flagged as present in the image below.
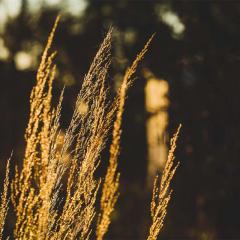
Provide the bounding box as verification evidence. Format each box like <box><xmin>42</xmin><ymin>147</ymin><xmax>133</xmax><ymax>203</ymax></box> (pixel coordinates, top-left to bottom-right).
<box><xmin>0</xmin><ymin>17</ymin><xmax>181</xmax><ymax>240</ymax></box>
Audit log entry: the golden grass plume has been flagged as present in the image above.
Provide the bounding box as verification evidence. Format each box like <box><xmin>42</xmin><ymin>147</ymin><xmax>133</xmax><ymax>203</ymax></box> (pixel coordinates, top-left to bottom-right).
<box><xmin>11</xmin><ymin>17</ymin><xmax>122</xmax><ymax>240</ymax></box>
<box><xmin>0</xmin><ymin>15</ymin><xmax>182</xmax><ymax>240</ymax></box>
<box><xmin>0</xmin><ymin>158</ymin><xmax>10</xmax><ymax>240</ymax></box>
<box><xmin>147</xmin><ymin>124</ymin><xmax>181</xmax><ymax>240</ymax></box>
<box><xmin>96</xmin><ymin>34</ymin><xmax>155</xmax><ymax>240</ymax></box>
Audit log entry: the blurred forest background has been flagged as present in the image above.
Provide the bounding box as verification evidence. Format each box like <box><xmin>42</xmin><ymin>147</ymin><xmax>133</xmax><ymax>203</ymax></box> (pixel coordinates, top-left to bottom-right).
<box><xmin>0</xmin><ymin>0</ymin><xmax>240</xmax><ymax>239</ymax></box>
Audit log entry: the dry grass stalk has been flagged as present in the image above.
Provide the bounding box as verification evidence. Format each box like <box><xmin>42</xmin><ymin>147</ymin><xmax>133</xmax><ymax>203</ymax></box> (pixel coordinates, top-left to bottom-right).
<box><xmin>0</xmin><ymin>158</ymin><xmax>10</xmax><ymax>240</ymax></box>
<box><xmin>11</xmin><ymin>15</ymin><xmax>60</xmax><ymax>240</ymax></box>
<box><xmin>147</xmin><ymin>124</ymin><xmax>181</xmax><ymax>240</ymax></box>
<box><xmin>96</xmin><ymin>35</ymin><xmax>155</xmax><ymax>240</ymax></box>
<box><xmin>10</xmin><ymin>17</ymin><xmax>119</xmax><ymax>240</ymax></box>
<box><xmin>50</xmin><ymin>27</ymin><xmax>117</xmax><ymax>240</ymax></box>
<box><xmin>6</xmin><ymin>15</ymin><xmax>180</xmax><ymax>240</ymax></box>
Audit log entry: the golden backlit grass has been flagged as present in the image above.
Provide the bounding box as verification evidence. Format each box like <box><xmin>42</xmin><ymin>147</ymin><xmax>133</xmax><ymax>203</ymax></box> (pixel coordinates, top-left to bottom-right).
<box><xmin>0</xmin><ymin>158</ymin><xmax>10</xmax><ymax>240</ymax></box>
<box><xmin>11</xmin><ymin>16</ymin><xmax>61</xmax><ymax>239</ymax></box>
<box><xmin>147</xmin><ymin>124</ymin><xmax>181</xmax><ymax>240</ymax></box>
<box><xmin>96</xmin><ymin>34</ymin><xmax>155</xmax><ymax>240</ymax></box>
<box><xmin>0</xmin><ymin>16</ymin><xmax>181</xmax><ymax>240</ymax></box>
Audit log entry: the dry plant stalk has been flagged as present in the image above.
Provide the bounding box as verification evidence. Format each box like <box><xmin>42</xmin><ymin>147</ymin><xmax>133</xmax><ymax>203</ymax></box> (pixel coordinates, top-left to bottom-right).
<box><xmin>7</xmin><ymin>14</ymin><xmax>179</xmax><ymax>240</ymax></box>
<box><xmin>0</xmin><ymin>159</ymin><xmax>10</xmax><ymax>240</ymax></box>
<box><xmin>11</xmin><ymin>15</ymin><xmax>61</xmax><ymax>239</ymax></box>
<box><xmin>50</xmin><ymin>27</ymin><xmax>117</xmax><ymax>240</ymax></box>
<box><xmin>11</xmin><ymin>16</ymin><xmax>121</xmax><ymax>240</ymax></box>
<box><xmin>147</xmin><ymin>124</ymin><xmax>181</xmax><ymax>240</ymax></box>
<box><xmin>96</xmin><ymin>35</ymin><xmax>155</xmax><ymax>240</ymax></box>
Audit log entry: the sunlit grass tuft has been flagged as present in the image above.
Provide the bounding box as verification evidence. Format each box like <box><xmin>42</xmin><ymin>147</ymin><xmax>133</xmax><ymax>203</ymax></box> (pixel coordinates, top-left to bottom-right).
<box><xmin>0</xmin><ymin>16</ymin><xmax>181</xmax><ymax>240</ymax></box>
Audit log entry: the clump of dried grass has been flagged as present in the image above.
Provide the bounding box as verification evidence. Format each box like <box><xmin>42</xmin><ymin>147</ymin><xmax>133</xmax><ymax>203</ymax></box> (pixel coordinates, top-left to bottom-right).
<box><xmin>11</xmin><ymin>16</ymin><xmax>118</xmax><ymax>240</ymax></box>
<box><xmin>96</xmin><ymin>34</ymin><xmax>155</xmax><ymax>240</ymax></box>
<box><xmin>11</xmin><ymin>16</ymin><xmax>61</xmax><ymax>239</ymax></box>
<box><xmin>0</xmin><ymin>16</ymin><xmax>181</xmax><ymax>240</ymax></box>
<box><xmin>50</xmin><ymin>26</ymin><xmax>116</xmax><ymax>240</ymax></box>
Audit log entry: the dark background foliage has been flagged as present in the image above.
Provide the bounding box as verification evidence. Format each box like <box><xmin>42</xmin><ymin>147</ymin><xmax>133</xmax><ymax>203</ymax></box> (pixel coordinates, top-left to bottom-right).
<box><xmin>0</xmin><ymin>0</ymin><xmax>240</xmax><ymax>239</ymax></box>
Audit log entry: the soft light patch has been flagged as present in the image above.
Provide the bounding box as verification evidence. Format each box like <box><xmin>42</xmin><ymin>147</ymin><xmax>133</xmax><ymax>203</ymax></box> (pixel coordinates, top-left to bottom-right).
<box><xmin>0</xmin><ymin>38</ymin><xmax>10</xmax><ymax>61</ymax></box>
<box><xmin>14</xmin><ymin>51</ymin><xmax>32</xmax><ymax>70</ymax></box>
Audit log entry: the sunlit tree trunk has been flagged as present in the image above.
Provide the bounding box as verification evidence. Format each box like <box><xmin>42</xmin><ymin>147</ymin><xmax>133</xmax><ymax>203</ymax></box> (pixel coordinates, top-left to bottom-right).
<box><xmin>144</xmin><ymin>69</ymin><xmax>169</xmax><ymax>187</ymax></box>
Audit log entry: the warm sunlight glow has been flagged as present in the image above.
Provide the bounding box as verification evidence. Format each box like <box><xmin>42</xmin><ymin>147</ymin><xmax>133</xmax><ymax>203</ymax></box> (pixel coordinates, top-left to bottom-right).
<box><xmin>0</xmin><ymin>38</ymin><xmax>10</xmax><ymax>61</ymax></box>
<box><xmin>14</xmin><ymin>51</ymin><xmax>32</xmax><ymax>70</ymax></box>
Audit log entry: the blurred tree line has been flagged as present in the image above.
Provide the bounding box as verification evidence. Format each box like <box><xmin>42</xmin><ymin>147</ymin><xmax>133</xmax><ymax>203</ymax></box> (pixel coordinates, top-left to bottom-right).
<box><xmin>0</xmin><ymin>0</ymin><xmax>240</xmax><ymax>239</ymax></box>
